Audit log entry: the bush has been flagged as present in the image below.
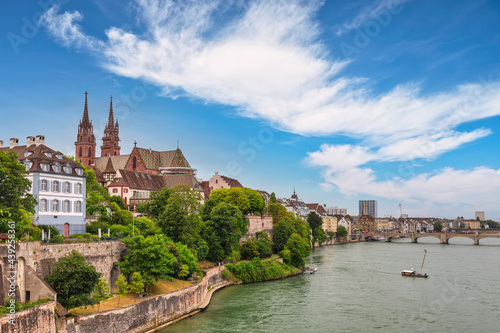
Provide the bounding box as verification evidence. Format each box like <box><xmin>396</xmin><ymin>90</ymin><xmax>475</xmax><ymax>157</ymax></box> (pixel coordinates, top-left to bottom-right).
<box><xmin>38</xmin><ymin>225</ymin><xmax>59</xmax><ymax>237</ymax></box>
<box><xmin>52</xmin><ymin>235</ymin><xmax>64</xmax><ymax>243</ymax></box>
<box><xmin>110</xmin><ymin>225</ymin><xmax>131</xmax><ymax>238</ymax></box>
<box><xmin>225</xmin><ymin>258</ymin><xmax>297</xmax><ymax>283</ymax></box>
<box><xmin>221</xmin><ymin>269</ymin><xmax>230</xmax><ymax>280</ymax></box>
<box><xmin>70</xmin><ymin>234</ymin><xmax>85</xmax><ymax>239</ymax></box>
<box><xmin>83</xmin><ymin>233</ymin><xmax>92</xmax><ymax>239</ymax></box>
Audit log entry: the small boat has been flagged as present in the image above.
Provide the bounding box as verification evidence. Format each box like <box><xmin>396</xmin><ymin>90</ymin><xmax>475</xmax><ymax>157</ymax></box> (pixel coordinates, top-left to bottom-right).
<box><xmin>366</xmin><ymin>235</ymin><xmax>385</xmax><ymax>241</ymax></box>
<box><xmin>303</xmin><ymin>266</ymin><xmax>318</xmax><ymax>274</ymax></box>
<box><xmin>402</xmin><ymin>250</ymin><xmax>429</xmax><ymax>278</ymax></box>
<box><xmin>401</xmin><ymin>269</ymin><xmax>428</xmax><ymax>278</ymax></box>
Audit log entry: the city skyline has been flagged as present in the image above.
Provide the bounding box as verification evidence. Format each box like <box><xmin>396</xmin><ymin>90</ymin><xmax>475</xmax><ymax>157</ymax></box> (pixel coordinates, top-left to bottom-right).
<box><xmin>1</xmin><ymin>0</ymin><xmax>500</xmax><ymax>219</ymax></box>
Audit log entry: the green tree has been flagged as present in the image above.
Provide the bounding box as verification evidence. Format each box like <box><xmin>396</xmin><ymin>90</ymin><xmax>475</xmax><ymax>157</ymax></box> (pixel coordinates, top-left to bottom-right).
<box><xmin>285</xmin><ymin>234</ymin><xmax>309</xmax><ymax>268</ymax></box>
<box><xmin>200</xmin><ymin>199</ymin><xmax>217</xmax><ymax>221</ymax></box>
<box><xmin>45</xmin><ymin>250</ymin><xmax>101</xmax><ymax>309</ymax></box>
<box><xmin>133</xmin><ymin>216</ymin><xmax>160</xmax><ymax>237</ymax></box>
<box><xmin>114</xmin><ymin>274</ymin><xmax>129</xmax><ymax>307</ymax></box>
<box><xmin>130</xmin><ymin>272</ymin><xmax>145</xmax><ymax>299</ymax></box>
<box><xmin>434</xmin><ymin>221</ymin><xmax>443</xmax><ymax>232</ymax></box>
<box><xmin>92</xmin><ymin>277</ymin><xmax>110</xmax><ymax>312</ymax></box>
<box><xmin>243</xmin><ymin>188</ymin><xmax>265</xmax><ymax>215</ymax></box>
<box><xmin>174</xmin><ymin>242</ymin><xmax>200</xmax><ymax>277</ymax></box>
<box><xmin>205</xmin><ymin>203</ymin><xmax>248</xmax><ymax>262</ymax></box>
<box><xmin>307</xmin><ymin>212</ymin><xmax>323</xmax><ymax>232</ymax></box>
<box><xmin>168</xmin><ymin>184</ymin><xmax>202</xmax><ymax>214</ymax></box>
<box><xmin>179</xmin><ymin>264</ymin><xmax>190</xmax><ymax>287</ymax></box>
<box><xmin>110</xmin><ymin>195</ymin><xmax>126</xmax><ymax>210</ymax></box>
<box><xmin>208</xmin><ymin>188</ymin><xmax>229</xmax><ymax>204</ymax></box>
<box><xmin>119</xmin><ymin>235</ymin><xmax>178</xmax><ymax>290</ymax></box>
<box><xmin>223</xmin><ymin>187</ymin><xmax>250</xmax><ymax>214</ymax></box>
<box><xmin>255</xmin><ymin>231</ymin><xmax>273</xmax><ymax>258</ymax></box>
<box><xmin>336</xmin><ymin>225</ymin><xmax>348</xmax><ymax>239</ymax></box>
<box><xmin>267</xmin><ymin>202</ymin><xmax>288</xmax><ymax>226</ymax></box>
<box><xmin>241</xmin><ymin>238</ymin><xmax>260</xmax><ymax>260</ymax></box>
<box><xmin>147</xmin><ymin>187</ymin><xmax>172</xmax><ymax>220</ymax></box>
<box><xmin>273</xmin><ymin>219</ymin><xmax>294</xmax><ymax>252</ymax></box>
<box><xmin>270</xmin><ymin>192</ymin><xmax>277</xmax><ymax>204</ymax></box>
<box><xmin>0</xmin><ymin>150</ymin><xmax>37</xmax><ymax>236</ymax></box>
<box><xmin>313</xmin><ymin>226</ymin><xmax>326</xmax><ymax>247</ymax></box>
<box><xmin>327</xmin><ymin>231</ymin><xmax>335</xmax><ymax>241</ymax></box>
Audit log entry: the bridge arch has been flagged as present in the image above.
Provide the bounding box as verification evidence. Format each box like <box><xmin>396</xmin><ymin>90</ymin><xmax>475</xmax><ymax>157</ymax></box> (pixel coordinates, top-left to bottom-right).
<box><xmin>414</xmin><ymin>235</ymin><xmax>441</xmax><ymax>243</ymax></box>
<box><xmin>447</xmin><ymin>235</ymin><xmax>474</xmax><ymax>245</ymax></box>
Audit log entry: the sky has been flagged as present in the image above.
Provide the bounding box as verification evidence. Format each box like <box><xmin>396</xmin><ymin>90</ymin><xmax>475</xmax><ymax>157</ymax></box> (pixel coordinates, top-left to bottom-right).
<box><xmin>1</xmin><ymin>0</ymin><xmax>500</xmax><ymax>220</ymax></box>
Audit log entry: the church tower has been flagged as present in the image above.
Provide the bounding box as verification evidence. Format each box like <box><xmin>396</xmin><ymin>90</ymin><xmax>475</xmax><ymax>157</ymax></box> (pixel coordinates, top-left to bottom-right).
<box><xmin>101</xmin><ymin>96</ymin><xmax>121</xmax><ymax>157</ymax></box>
<box><xmin>75</xmin><ymin>91</ymin><xmax>96</xmax><ymax>166</ymax></box>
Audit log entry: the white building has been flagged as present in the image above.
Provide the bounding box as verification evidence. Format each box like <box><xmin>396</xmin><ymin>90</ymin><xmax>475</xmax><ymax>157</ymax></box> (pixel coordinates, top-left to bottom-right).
<box><xmin>1</xmin><ymin>136</ymin><xmax>87</xmax><ymax>236</ymax></box>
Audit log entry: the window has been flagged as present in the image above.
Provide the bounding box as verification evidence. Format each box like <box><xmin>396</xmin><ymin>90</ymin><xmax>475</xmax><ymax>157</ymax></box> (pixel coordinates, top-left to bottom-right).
<box><xmin>76</xmin><ymin>183</ymin><xmax>82</xmax><ymax>194</ymax></box>
<box><xmin>41</xmin><ymin>164</ymin><xmax>49</xmax><ymax>172</ymax></box>
<box><xmin>52</xmin><ymin>199</ymin><xmax>59</xmax><ymax>212</ymax></box>
<box><xmin>113</xmin><ymin>188</ymin><xmax>118</xmax><ymax>193</ymax></box>
<box><xmin>41</xmin><ymin>180</ymin><xmax>47</xmax><ymax>191</ymax></box>
<box><xmin>79</xmin><ymin>147</ymin><xmax>82</xmax><ymax>157</ymax></box>
<box><xmin>64</xmin><ymin>182</ymin><xmax>70</xmax><ymax>193</ymax></box>
<box><xmin>64</xmin><ymin>166</ymin><xmax>72</xmax><ymax>173</ymax></box>
<box><xmin>132</xmin><ymin>156</ymin><xmax>137</xmax><ymax>169</ymax></box>
<box><xmin>88</xmin><ymin>147</ymin><xmax>91</xmax><ymax>157</ymax></box>
<box><xmin>64</xmin><ymin>200</ymin><xmax>70</xmax><ymax>212</ymax></box>
<box><xmin>75</xmin><ymin>168</ymin><xmax>83</xmax><ymax>176</ymax></box>
<box><xmin>41</xmin><ymin>199</ymin><xmax>47</xmax><ymax>212</ymax></box>
<box><xmin>76</xmin><ymin>201</ymin><xmax>82</xmax><ymax>213</ymax></box>
<box><xmin>216</xmin><ymin>179</ymin><xmax>218</xmax><ymax>184</ymax></box>
<box><xmin>53</xmin><ymin>164</ymin><xmax>61</xmax><ymax>173</ymax></box>
<box><xmin>44</xmin><ymin>152</ymin><xmax>52</xmax><ymax>158</ymax></box>
<box><xmin>124</xmin><ymin>188</ymin><xmax>128</xmax><ymax>193</ymax></box>
<box><xmin>56</xmin><ymin>154</ymin><xmax>63</xmax><ymax>159</ymax></box>
<box><xmin>53</xmin><ymin>181</ymin><xmax>59</xmax><ymax>192</ymax></box>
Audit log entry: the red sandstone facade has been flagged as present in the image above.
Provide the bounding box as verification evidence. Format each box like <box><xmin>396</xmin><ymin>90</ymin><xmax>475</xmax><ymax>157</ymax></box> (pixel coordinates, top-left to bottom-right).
<box><xmin>75</xmin><ymin>91</ymin><xmax>96</xmax><ymax>167</ymax></box>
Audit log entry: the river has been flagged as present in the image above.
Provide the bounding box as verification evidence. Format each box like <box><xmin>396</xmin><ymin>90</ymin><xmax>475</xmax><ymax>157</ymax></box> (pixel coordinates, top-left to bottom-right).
<box><xmin>160</xmin><ymin>237</ymin><xmax>500</xmax><ymax>332</ymax></box>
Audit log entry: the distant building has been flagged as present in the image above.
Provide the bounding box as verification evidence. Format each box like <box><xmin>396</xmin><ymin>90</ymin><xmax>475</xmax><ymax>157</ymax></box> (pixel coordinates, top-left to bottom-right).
<box><xmin>475</xmin><ymin>211</ymin><xmax>485</xmax><ymax>221</ymax></box>
<box><xmin>1</xmin><ymin>136</ymin><xmax>86</xmax><ymax>236</ymax></box>
<box><xmin>321</xmin><ymin>216</ymin><xmax>338</xmax><ymax>233</ymax></box>
<box><xmin>278</xmin><ymin>189</ymin><xmax>310</xmax><ymax>218</ymax></box>
<box><xmin>359</xmin><ymin>200</ymin><xmax>378</xmax><ymax>218</ymax></box>
<box><xmin>359</xmin><ymin>215</ymin><xmax>376</xmax><ymax>232</ymax></box>
<box><xmin>240</xmin><ymin>215</ymin><xmax>273</xmax><ymax>244</ymax></box>
<box><xmin>324</xmin><ymin>206</ymin><xmax>347</xmax><ymax>216</ymax></box>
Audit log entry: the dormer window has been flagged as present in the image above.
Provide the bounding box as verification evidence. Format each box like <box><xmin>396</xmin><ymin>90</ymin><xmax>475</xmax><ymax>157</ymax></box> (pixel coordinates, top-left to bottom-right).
<box><xmin>53</xmin><ymin>164</ymin><xmax>61</xmax><ymax>173</ymax></box>
<box><xmin>24</xmin><ymin>150</ymin><xmax>33</xmax><ymax>157</ymax></box>
<box><xmin>75</xmin><ymin>168</ymin><xmax>83</xmax><ymax>176</ymax></box>
<box><xmin>44</xmin><ymin>152</ymin><xmax>52</xmax><ymax>158</ymax></box>
<box><xmin>56</xmin><ymin>154</ymin><xmax>63</xmax><ymax>159</ymax></box>
<box><xmin>64</xmin><ymin>165</ymin><xmax>72</xmax><ymax>173</ymax></box>
<box><xmin>41</xmin><ymin>163</ymin><xmax>49</xmax><ymax>172</ymax></box>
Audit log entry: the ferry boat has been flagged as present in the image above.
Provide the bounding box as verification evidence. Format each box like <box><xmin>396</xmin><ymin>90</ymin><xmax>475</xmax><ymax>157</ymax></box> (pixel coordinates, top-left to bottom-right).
<box><xmin>303</xmin><ymin>266</ymin><xmax>318</xmax><ymax>274</ymax></box>
<box><xmin>401</xmin><ymin>269</ymin><xmax>428</xmax><ymax>278</ymax></box>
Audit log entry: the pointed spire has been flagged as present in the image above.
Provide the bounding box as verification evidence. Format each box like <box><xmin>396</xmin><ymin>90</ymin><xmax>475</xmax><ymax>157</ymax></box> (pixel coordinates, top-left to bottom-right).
<box><xmin>82</xmin><ymin>91</ymin><xmax>90</xmax><ymax>125</ymax></box>
<box><xmin>107</xmin><ymin>96</ymin><xmax>114</xmax><ymax>128</ymax></box>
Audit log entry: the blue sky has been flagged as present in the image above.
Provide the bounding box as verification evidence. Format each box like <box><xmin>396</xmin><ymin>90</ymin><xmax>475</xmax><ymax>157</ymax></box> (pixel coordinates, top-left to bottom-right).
<box><xmin>1</xmin><ymin>0</ymin><xmax>500</xmax><ymax>220</ymax></box>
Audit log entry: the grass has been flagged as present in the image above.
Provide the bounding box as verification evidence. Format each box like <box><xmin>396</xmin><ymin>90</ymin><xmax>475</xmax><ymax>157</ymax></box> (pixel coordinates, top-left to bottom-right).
<box><xmin>69</xmin><ymin>277</ymin><xmax>192</xmax><ymax>316</ymax></box>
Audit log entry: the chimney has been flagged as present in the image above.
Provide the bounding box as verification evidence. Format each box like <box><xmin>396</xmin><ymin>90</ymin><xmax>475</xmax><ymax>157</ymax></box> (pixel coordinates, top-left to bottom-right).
<box><xmin>35</xmin><ymin>135</ymin><xmax>45</xmax><ymax>146</ymax></box>
<box><xmin>0</xmin><ymin>140</ymin><xmax>3</xmax><ymax>148</ymax></box>
<box><xmin>27</xmin><ymin>136</ymin><xmax>35</xmax><ymax>147</ymax></box>
<box><xmin>10</xmin><ymin>138</ymin><xmax>19</xmax><ymax>148</ymax></box>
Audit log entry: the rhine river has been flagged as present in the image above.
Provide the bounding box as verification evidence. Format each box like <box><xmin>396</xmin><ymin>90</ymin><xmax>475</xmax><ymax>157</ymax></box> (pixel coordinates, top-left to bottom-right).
<box><xmin>161</xmin><ymin>237</ymin><xmax>500</xmax><ymax>332</ymax></box>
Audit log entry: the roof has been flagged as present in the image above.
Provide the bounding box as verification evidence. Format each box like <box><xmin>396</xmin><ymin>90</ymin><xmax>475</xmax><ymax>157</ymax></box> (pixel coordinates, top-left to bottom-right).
<box><xmin>103</xmin><ymin>157</ymin><xmax>115</xmax><ymax>174</ymax></box>
<box><xmin>305</xmin><ymin>203</ymin><xmax>327</xmax><ymax>216</ymax></box>
<box><xmin>163</xmin><ymin>173</ymin><xmax>202</xmax><ymax>191</ymax></box>
<box><xmin>220</xmin><ymin>175</ymin><xmax>242</xmax><ymax>188</ymax></box>
<box><xmin>0</xmin><ymin>144</ymin><xmax>83</xmax><ymax>175</ymax></box>
<box><xmin>108</xmin><ymin>169</ymin><xmax>164</xmax><ymax>191</ymax></box>
<box><xmin>135</xmin><ymin>147</ymin><xmax>191</xmax><ymax>170</ymax></box>
<box><xmin>95</xmin><ymin>155</ymin><xmax>130</xmax><ymax>173</ymax></box>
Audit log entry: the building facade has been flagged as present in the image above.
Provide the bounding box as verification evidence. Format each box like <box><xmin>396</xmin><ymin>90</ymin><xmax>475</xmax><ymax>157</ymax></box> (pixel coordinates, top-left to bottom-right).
<box><xmin>359</xmin><ymin>200</ymin><xmax>378</xmax><ymax>218</ymax></box>
<box><xmin>1</xmin><ymin>136</ymin><xmax>86</xmax><ymax>236</ymax></box>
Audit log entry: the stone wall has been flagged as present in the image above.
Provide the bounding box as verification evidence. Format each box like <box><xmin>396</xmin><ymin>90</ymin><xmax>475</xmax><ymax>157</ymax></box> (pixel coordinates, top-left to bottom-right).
<box><xmin>0</xmin><ymin>301</ymin><xmax>56</xmax><ymax>333</ymax></box>
<box><xmin>64</xmin><ymin>266</ymin><xmax>227</xmax><ymax>333</ymax></box>
<box><xmin>240</xmin><ymin>215</ymin><xmax>273</xmax><ymax>243</ymax></box>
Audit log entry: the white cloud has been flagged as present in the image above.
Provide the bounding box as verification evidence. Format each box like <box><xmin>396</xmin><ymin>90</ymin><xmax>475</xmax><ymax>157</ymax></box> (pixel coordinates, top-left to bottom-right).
<box><xmin>38</xmin><ymin>0</ymin><xmax>500</xmax><ymax>145</ymax></box>
<box><xmin>334</xmin><ymin>0</ymin><xmax>412</xmax><ymax>36</ymax></box>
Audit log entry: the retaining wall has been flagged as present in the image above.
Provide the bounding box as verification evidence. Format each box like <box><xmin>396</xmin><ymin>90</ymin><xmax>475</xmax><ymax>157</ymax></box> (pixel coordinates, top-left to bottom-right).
<box><xmin>0</xmin><ymin>301</ymin><xmax>56</xmax><ymax>333</ymax></box>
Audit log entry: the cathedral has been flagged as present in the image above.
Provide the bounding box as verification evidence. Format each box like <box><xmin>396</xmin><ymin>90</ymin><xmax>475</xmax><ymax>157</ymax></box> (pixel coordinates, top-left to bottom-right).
<box><xmin>75</xmin><ymin>92</ymin><xmax>202</xmax><ymax>205</ymax></box>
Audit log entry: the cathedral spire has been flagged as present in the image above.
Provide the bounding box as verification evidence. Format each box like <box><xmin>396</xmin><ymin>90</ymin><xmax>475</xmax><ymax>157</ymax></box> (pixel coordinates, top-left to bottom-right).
<box><xmin>82</xmin><ymin>91</ymin><xmax>90</xmax><ymax>125</ymax></box>
<box><xmin>107</xmin><ymin>96</ymin><xmax>114</xmax><ymax>127</ymax></box>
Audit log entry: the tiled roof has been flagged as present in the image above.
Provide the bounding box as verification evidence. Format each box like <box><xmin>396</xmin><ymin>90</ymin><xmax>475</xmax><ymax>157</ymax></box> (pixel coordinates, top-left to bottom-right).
<box><xmin>305</xmin><ymin>203</ymin><xmax>327</xmax><ymax>216</ymax></box>
<box><xmin>103</xmin><ymin>157</ymin><xmax>115</xmax><ymax>174</ymax></box>
<box><xmin>95</xmin><ymin>155</ymin><xmax>129</xmax><ymax>173</ymax></box>
<box><xmin>162</xmin><ymin>173</ymin><xmax>202</xmax><ymax>191</ymax></box>
<box><xmin>220</xmin><ymin>175</ymin><xmax>242</xmax><ymax>188</ymax></box>
<box><xmin>0</xmin><ymin>144</ymin><xmax>83</xmax><ymax>175</ymax></box>
<box><xmin>108</xmin><ymin>169</ymin><xmax>164</xmax><ymax>191</ymax></box>
<box><xmin>136</xmin><ymin>147</ymin><xmax>191</xmax><ymax>170</ymax></box>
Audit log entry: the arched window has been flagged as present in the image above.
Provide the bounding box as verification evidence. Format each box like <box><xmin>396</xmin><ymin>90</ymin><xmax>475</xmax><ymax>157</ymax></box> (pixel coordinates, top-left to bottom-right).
<box><xmin>52</xmin><ymin>199</ymin><xmax>59</xmax><ymax>212</ymax></box>
<box><xmin>76</xmin><ymin>183</ymin><xmax>82</xmax><ymax>194</ymax></box>
<box><xmin>79</xmin><ymin>147</ymin><xmax>82</xmax><ymax>157</ymax></box>
<box><xmin>53</xmin><ymin>181</ymin><xmax>59</xmax><ymax>192</ymax></box>
<box><xmin>64</xmin><ymin>200</ymin><xmax>70</xmax><ymax>212</ymax></box>
<box><xmin>41</xmin><ymin>179</ymin><xmax>47</xmax><ymax>191</ymax></box>
<box><xmin>64</xmin><ymin>182</ymin><xmax>70</xmax><ymax>193</ymax></box>
<box><xmin>113</xmin><ymin>188</ymin><xmax>118</xmax><ymax>193</ymax></box>
<box><xmin>40</xmin><ymin>199</ymin><xmax>47</xmax><ymax>212</ymax></box>
<box><xmin>132</xmin><ymin>156</ymin><xmax>137</xmax><ymax>170</ymax></box>
<box><xmin>76</xmin><ymin>201</ymin><xmax>82</xmax><ymax>213</ymax></box>
<box><xmin>88</xmin><ymin>147</ymin><xmax>91</xmax><ymax>157</ymax></box>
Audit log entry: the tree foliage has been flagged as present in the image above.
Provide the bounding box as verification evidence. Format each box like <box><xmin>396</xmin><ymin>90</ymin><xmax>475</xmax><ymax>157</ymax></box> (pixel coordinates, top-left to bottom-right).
<box><xmin>130</xmin><ymin>272</ymin><xmax>145</xmax><ymax>295</ymax></box>
<box><xmin>270</xmin><ymin>192</ymin><xmax>277</xmax><ymax>203</ymax></box>
<box><xmin>209</xmin><ymin>187</ymin><xmax>265</xmax><ymax>215</ymax></box>
<box><xmin>205</xmin><ymin>203</ymin><xmax>248</xmax><ymax>262</ymax></box>
<box><xmin>313</xmin><ymin>226</ymin><xmax>326</xmax><ymax>247</ymax></box>
<box><xmin>118</xmin><ymin>235</ymin><xmax>178</xmax><ymax>289</ymax></box>
<box><xmin>240</xmin><ymin>239</ymin><xmax>260</xmax><ymax>260</ymax></box>
<box><xmin>307</xmin><ymin>211</ymin><xmax>323</xmax><ymax>232</ymax></box>
<box><xmin>146</xmin><ymin>187</ymin><xmax>172</xmax><ymax>220</ymax></box>
<box><xmin>284</xmin><ymin>233</ymin><xmax>310</xmax><ymax>268</ymax></box>
<box><xmin>93</xmin><ymin>277</ymin><xmax>110</xmax><ymax>312</ymax></box>
<box><xmin>114</xmin><ymin>274</ymin><xmax>129</xmax><ymax>307</ymax></box>
<box><xmin>45</xmin><ymin>250</ymin><xmax>101</xmax><ymax>309</ymax></box>
<box><xmin>273</xmin><ymin>219</ymin><xmax>294</xmax><ymax>252</ymax></box>
<box><xmin>336</xmin><ymin>225</ymin><xmax>348</xmax><ymax>238</ymax></box>
<box><xmin>433</xmin><ymin>221</ymin><xmax>443</xmax><ymax>232</ymax></box>
<box><xmin>267</xmin><ymin>202</ymin><xmax>288</xmax><ymax>226</ymax></box>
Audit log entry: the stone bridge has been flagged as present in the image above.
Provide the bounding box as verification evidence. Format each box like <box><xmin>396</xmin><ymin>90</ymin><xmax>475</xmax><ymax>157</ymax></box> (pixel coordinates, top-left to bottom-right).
<box><xmin>361</xmin><ymin>232</ymin><xmax>500</xmax><ymax>245</ymax></box>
